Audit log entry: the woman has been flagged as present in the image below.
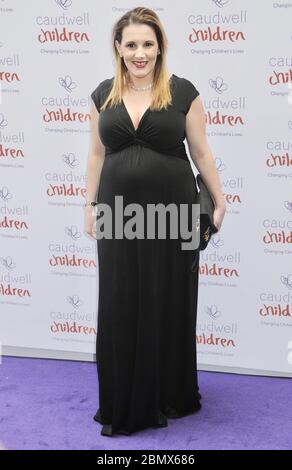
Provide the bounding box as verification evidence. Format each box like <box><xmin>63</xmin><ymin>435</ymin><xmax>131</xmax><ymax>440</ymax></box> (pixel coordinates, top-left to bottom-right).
<box><xmin>85</xmin><ymin>6</ymin><xmax>226</xmax><ymax>437</ymax></box>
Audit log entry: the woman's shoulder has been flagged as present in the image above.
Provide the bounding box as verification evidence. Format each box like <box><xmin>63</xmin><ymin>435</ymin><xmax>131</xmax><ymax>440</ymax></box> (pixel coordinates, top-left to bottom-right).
<box><xmin>90</xmin><ymin>78</ymin><xmax>113</xmax><ymax>112</ymax></box>
<box><xmin>172</xmin><ymin>74</ymin><xmax>200</xmax><ymax>113</ymax></box>
<box><xmin>173</xmin><ymin>74</ymin><xmax>199</xmax><ymax>91</ymax></box>
<box><xmin>92</xmin><ymin>77</ymin><xmax>113</xmax><ymax>95</ymax></box>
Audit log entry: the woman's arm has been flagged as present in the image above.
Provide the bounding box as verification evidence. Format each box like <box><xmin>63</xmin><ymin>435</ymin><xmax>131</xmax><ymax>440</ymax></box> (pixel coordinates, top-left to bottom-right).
<box><xmin>185</xmin><ymin>96</ymin><xmax>224</xmax><ymax>209</ymax></box>
<box><xmin>84</xmin><ymin>100</ymin><xmax>105</xmax><ymax>238</ymax></box>
<box><xmin>85</xmin><ymin>100</ymin><xmax>106</xmax><ymax>203</ymax></box>
<box><xmin>185</xmin><ymin>96</ymin><xmax>226</xmax><ymax>230</ymax></box>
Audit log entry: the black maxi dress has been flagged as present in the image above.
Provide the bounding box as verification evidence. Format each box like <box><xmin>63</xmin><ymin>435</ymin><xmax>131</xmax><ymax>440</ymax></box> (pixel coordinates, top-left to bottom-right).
<box><xmin>91</xmin><ymin>74</ymin><xmax>201</xmax><ymax>437</ymax></box>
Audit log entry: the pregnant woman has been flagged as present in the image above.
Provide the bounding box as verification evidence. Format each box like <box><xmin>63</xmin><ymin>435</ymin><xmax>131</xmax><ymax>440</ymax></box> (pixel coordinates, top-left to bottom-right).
<box><xmin>85</xmin><ymin>7</ymin><xmax>226</xmax><ymax>437</ymax></box>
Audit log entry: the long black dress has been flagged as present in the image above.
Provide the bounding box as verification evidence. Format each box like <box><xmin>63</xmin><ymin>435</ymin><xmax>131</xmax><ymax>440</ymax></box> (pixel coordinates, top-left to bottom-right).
<box><xmin>91</xmin><ymin>74</ymin><xmax>201</xmax><ymax>437</ymax></box>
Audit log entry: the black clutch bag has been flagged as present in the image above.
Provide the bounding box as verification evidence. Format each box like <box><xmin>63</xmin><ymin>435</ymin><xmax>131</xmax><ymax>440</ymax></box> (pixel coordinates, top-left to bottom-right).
<box><xmin>191</xmin><ymin>174</ymin><xmax>218</xmax><ymax>272</ymax></box>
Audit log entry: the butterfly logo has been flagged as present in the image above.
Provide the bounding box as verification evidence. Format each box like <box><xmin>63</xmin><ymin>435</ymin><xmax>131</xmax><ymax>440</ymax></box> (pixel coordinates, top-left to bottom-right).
<box><xmin>212</xmin><ymin>0</ymin><xmax>229</xmax><ymax>7</ymax></box>
<box><xmin>0</xmin><ymin>256</ymin><xmax>16</xmax><ymax>270</ymax></box>
<box><xmin>62</xmin><ymin>153</ymin><xmax>79</xmax><ymax>168</ymax></box>
<box><xmin>215</xmin><ymin>157</ymin><xmax>227</xmax><ymax>173</ymax></box>
<box><xmin>209</xmin><ymin>76</ymin><xmax>228</xmax><ymax>94</ymax></box>
<box><xmin>58</xmin><ymin>75</ymin><xmax>77</xmax><ymax>93</ymax></box>
<box><xmin>66</xmin><ymin>295</ymin><xmax>83</xmax><ymax>309</ymax></box>
<box><xmin>65</xmin><ymin>225</ymin><xmax>81</xmax><ymax>240</ymax></box>
<box><xmin>0</xmin><ymin>187</ymin><xmax>12</xmax><ymax>202</ymax></box>
<box><xmin>0</xmin><ymin>113</ymin><xmax>8</xmax><ymax>129</ymax></box>
<box><xmin>210</xmin><ymin>233</ymin><xmax>224</xmax><ymax>248</ymax></box>
<box><xmin>284</xmin><ymin>201</ymin><xmax>292</xmax><ymax>213</ymax></box>
<box><xmin>281</xmin><ymin>275</ymin><xmax>292</xmax><ymax>290</ymax></box>
<box><xmin>55</xmin><ymin>0</ymin><xmax>72</xmax><ymax>10</ymax></box>
<box><xmin>205</xmin><ymin>304</ymin><xmax>222</xmax><ymax>319</ymax></box>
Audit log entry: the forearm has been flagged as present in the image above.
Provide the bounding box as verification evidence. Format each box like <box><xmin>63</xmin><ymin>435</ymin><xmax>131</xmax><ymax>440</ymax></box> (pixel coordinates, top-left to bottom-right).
<box><xmin>191</xmin><ymin>150</ymin><xmax>225</xmax><ymax>209</ymax></box>
<box><xmin>85</xmin><ymin>153</ymin><xmax>105</xmax><ymax>202</ymax></box>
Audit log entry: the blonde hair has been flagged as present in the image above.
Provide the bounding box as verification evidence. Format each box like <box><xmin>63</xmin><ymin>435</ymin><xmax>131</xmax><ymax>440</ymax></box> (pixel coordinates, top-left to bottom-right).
<box><xmin>100</xmin><ymin>6</ymin><xmax>172</xmax><ymax>112</ymax></box>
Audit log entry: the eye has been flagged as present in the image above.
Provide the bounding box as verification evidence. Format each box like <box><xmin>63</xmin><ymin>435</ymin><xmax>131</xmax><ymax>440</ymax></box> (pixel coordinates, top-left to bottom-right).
<box><xmin>125</xmin><ymin>42</ymin><xmax>154</xmax><ymax>48</ymax></box>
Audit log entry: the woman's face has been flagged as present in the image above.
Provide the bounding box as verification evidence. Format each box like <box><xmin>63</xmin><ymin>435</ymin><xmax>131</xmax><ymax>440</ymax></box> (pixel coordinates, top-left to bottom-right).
<box><xmin>115</xmin><ymin>23</ymin><xmax>160</xmax><ymax>81</ymax></box>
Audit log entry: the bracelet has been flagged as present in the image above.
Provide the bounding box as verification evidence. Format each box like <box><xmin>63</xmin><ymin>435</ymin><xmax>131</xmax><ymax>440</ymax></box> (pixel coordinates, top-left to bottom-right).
<box><xmin>84</xmin><ymin>201</ymin><xmax>98</xmax><ymax>207</ymax></box>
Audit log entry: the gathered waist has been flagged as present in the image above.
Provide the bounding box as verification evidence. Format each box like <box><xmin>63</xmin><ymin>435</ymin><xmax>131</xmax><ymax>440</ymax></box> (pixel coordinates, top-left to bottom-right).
<box><xmin>105</xmin><ymin>139</ymin><xmax>189</xmax><ymax>162</ymax></box>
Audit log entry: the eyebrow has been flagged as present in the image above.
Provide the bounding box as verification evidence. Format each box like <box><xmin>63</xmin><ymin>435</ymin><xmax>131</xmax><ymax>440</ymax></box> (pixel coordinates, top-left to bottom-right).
<box><xmin>125</xmin><ymin>40</ymin><xmax>155</xmax><ymax>43</ymax></box>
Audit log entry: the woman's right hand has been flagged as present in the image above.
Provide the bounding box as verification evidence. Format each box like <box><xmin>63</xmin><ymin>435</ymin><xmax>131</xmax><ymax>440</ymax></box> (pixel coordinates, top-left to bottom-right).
<box><xmin>85</xmin><ymin>206</ymin><xmax>97</xmax><ymax>239</ymax></box>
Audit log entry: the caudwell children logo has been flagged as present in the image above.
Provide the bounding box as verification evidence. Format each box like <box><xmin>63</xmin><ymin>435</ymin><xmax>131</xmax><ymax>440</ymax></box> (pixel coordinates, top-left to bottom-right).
<box><xmin>0</xmin><ymin>187</ymin><xmax>29</xmax><ymax>232</ymax></box>
<box><xmin>0</xmin><ymin>43</ymin><xmax>20</xmax><ymax>85</ymax></box>
<box><xmin>268</xmin><ymin>56</ymin><xmax>292</xmax><ymax>88</ymax></box>
<box><xmin>206</xmin><ymin>76</ymin><xmax>245</xmax><ymax>127</ymax></box>
<box><xmin>49</xmin><ymin>293</ymin><xmax>96</xmax><ymax>337</ymax></box>
<box><xmin>0</xmin><ymin>114</ymin><xmax>25</xmax><ymax>161</ymax></box>
<box><xmin>213</xmin><ymin>157</ymin><xmax>243</xmax><ymax>211</ymax></box>
<box><xmin>197</xmin><ymin>303</ymin><xmax>237</xmax><ymax>350</ymax></box>
<box><xmin>42</xmin><ymin>76</ymin><xmax>90</xmax><ymax>124</ymax></box>
<box><xmin>198</xmin><ymin>231</ymin><xmax>240</xmax><ymax>280</ymax></box>
<box><xmin>48</xmin><ymin>224</ymin><xmax>96</xmax><ymax>269</ymax></box>
<box><xmin>188</xmin><ymin>2</ymin><xmax>246</xmax><ymax>45</ymax></box>
<box><xmin>45</xmin><ymin>154</ymin><xmax>87</xmax><ymax>202</ymax></box>
<box><xmin>262</xmin><ymin>201</ymin><xmax>292</xmax><ymax>246</ymax></box>
<box><xmin>0</xmin><ymin>255</ymin><xmax>32</xmax><ymax>300</ymax></box>
<box><xmin>259</xmin><ymin>274</ymin><xmax>292</xmax><ymax>323</ymax></box>
<box><xmin>265</xmin><ymin>140</ymin><xmax>292</xmax><ymax>171</ymax></box>
<box><xmin>36</xmin><ymin>0</ymin><xmax>90</xmax><ymax>44</ymax></box>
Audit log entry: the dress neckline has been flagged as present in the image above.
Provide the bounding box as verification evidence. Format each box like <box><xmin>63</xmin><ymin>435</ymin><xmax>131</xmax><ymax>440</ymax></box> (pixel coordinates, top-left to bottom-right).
<box><xmin>121</xmin><ymin>74</ymin><xmax>175</xmax><ymax>133</ymax></box>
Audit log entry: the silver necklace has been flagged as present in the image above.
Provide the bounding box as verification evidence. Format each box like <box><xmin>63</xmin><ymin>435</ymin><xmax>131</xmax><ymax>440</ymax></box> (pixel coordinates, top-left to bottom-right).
<box><xmin>128</xmin><ymin>82</ymin><xmax>153</xmax><ymax>92</ymax></box>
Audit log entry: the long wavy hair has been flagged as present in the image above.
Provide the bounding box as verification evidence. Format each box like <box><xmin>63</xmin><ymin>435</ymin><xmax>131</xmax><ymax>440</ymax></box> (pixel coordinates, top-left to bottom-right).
<box><xmin>100</xmin><ymin>6</ymin><xmax>172</xmax><ymax>112</ymax></box>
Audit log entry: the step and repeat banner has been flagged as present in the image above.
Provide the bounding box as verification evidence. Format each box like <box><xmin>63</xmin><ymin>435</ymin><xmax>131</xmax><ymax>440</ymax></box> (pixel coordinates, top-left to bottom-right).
<box><xmin>0</xmin><ymin>0</ymin><xmax>291</xmax><ymax>376</ymax></box>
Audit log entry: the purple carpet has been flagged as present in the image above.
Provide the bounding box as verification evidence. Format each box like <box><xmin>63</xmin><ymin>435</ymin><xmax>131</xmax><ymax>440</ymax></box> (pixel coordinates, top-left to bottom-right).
<box><xmin>0</xmin><ymin>356</ymin><xmax>291</xmax><ymax>450</ymax></box>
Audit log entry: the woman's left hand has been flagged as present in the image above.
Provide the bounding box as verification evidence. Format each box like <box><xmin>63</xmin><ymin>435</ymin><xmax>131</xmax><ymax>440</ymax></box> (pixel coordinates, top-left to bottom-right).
<box><xmin>213</xmin><ymin>203</ymin><xmax>226</xmax><ymax>232</ymax></box>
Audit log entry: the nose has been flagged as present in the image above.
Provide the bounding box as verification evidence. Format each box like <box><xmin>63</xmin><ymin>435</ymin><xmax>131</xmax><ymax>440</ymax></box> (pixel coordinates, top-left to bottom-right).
<box><xmin>133</xmin><ymin>47</ymin><xmax>147</xmax><ymax>59</ymax></box>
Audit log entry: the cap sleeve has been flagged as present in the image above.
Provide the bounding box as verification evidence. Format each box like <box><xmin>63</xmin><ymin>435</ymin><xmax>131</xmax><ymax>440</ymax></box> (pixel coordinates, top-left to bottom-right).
<box><xmin>91</xmin><ymin>79</ymin><xmax>110</xmax><ymax>113</ymax></box>
<box><xmin>182</xmin><ymin>78</ymin><xmax>200</xmax><ymax>114</ymax></box>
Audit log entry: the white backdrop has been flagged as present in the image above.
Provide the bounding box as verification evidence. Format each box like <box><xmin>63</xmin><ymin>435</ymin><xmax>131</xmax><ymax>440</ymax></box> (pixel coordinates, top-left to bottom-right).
<box><xmin>0</xmin><ymin>0</ymin><xmax>291</xmax><ymax>377</ymax></box>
